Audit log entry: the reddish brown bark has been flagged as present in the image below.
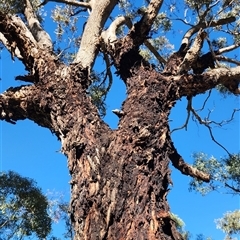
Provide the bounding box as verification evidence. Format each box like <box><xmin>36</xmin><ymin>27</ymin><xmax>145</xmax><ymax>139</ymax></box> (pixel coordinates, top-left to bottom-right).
<box><xmin>2</xmin><ymin>6</ymin><xmax>239</xmax><ymax>240</ymax></box>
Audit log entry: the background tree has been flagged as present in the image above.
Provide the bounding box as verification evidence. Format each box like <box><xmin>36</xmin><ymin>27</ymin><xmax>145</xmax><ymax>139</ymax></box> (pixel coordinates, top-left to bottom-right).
<box><xmin>0</xmin><ymin>171</ymin><xmax>73</xmax><ymax>239</ymax></box>
<box><xmin>189</xmin><ymin>153</ymin><xmax>240</xmax><ymax>239</ymax></box>
<box><xmin>0</xmin><ymin>0</ymin><xmax>239</xmax><ymax>239</ymax></box>
<box><xmin>0</xmin><ymin>171</ymin><xmax>51</xmax><ymax>239</ymax></box>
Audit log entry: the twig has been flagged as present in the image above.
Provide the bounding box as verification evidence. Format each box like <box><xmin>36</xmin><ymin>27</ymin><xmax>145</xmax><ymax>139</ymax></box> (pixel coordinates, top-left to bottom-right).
<box><xmin>225</xmin><ymin>182</ymin><xmax>240</xmax><ymax>193</ymax></box>
<box><xmin>190</xmin><ymin>107</ymin><xmax>232</xmax><ymax>156</ymax></box>
<box><xmin>171</xmin><ymin>97</ymin><xmax>192</xmax><ymax>133</ymax></box>
<box><xmin>196</xmin><ymin>90</ymin><xmax>212</xmax><ymax>111</ymax></box>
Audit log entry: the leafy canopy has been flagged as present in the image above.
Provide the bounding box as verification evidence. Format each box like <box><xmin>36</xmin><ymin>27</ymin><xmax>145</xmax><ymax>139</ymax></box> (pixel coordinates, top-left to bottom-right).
<box><xmin>0</xmin><ymin>171</ymin><xmax>51</xmax><ymax>239</ymax></box>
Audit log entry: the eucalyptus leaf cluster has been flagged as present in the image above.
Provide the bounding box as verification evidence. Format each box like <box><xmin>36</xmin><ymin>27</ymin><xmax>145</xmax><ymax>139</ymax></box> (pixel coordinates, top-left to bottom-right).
<box><xmin>215</xmin><ymin>210</ymin><xmax>240</xmax><ymax>238</ymax></box>
<box><xmin>0</xmin><ymin>0</ymin><xmax>43</xmax><ymax>21</ymax></box>
<box><xmin>189</xmin><ymin>153</ymin><xmax>240</xmax><ymax>195</ymax></box>
<box><xmin>0</xmin><ymin>171</ymin><xmax>51</xmax><ymax>239</ymax></box>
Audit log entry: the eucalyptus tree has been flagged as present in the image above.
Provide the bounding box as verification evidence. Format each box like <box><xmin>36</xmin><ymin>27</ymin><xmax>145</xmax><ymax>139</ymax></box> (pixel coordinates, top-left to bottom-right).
<box><xmin>0</xmin><ymin>171</ymin><xmax>51</xmax><ymax>239</ymax></box>
<box><xmin>0</xmin><ymin>0</ymin><xmax>239</xmax><ymax>239</ymax></box>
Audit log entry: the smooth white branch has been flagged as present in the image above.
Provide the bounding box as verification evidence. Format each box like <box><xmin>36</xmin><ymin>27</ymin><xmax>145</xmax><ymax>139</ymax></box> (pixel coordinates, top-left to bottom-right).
<box><xmin>101</xmin><ymin>16</ymin><xmax>132</xmax><ymax>46</ymax></box>
<box><xmin>178</xmin><ymin>29</ymin><xmax>207</xmax><ymax>73</ymax></box>
<box><xmin>73</xmin><ymin>0</ymin><xmax>118</xmax><ymax>69</ymax></box>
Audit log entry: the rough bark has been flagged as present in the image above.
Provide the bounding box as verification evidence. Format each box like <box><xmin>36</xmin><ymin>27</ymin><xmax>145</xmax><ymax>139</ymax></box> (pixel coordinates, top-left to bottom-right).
<box><xmin>0</xmin><ymin>1</ymin><xmax>240</xmax><ymax>240</ymax></box>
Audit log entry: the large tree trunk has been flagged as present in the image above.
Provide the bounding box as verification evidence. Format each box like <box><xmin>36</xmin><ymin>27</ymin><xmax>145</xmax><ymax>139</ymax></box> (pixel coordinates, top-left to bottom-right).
<box><xmin>1</xmin><ymin>3</ymin><xmax>239</xmax><ymax>239</ymax></box>
<box><xmin>65</xmin><ymin>66</ymin><xmax>181</xmax><ymax>239</ymax></box>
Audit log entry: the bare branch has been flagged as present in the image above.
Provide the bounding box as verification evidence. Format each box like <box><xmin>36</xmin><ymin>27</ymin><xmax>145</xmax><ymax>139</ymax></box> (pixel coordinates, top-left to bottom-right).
<box><xmin>23</xmin><ymin>0</ymin><xmax>53</xmax><ymax>50</ymax></box>
<box><xmin>171</xmin><ymin>91</ymin><xmax>213</xmax><ymax>133</ymax></box>
<box><xmin>215</xmin><ymin>55</ymin><xmax>240</xmax><ymax>66</ymax></box>
<box><xmin>190</xmin><ymin>104</ymin><xmax>235</xmax><ymax>156</ymax></box>
<box><xmin>178</xmin><ymin>29</ymin><xmax>207</xmax><ymax>73</ymax></box>
<box><xmin>40</xmin><ymin>0</ymin><xmax>91</xmax><ymax>8</ymax></box>
<box><xmin>205</xmin><ymin>108</ymin><xmax>240</xmax><ymax>127</ymax></box>
<box><xmin>217</xmin><ymin>42</ymin><xmax>240</xmax><ymax>54</ymax></box>
<box><xmin>73</xmin><ymin>0</ymin><xmax>118</xmax><ymax>69</ymax></box>
<box><xmin>169</xmin><ymin>141</ymin><xmax>210</xmax><ymax>182</ymax></box>
<box><xmin>225</xmin><ymin>183</ymin><xmax>240</xmax><ymax>193</ymax></box>
<box><xmin>206</xmin><ymin>124</ymin><xmax>231</xmax><ymax>156</ymax></box>
<box><xmin>171</xmin><ymin>98</ymin><xmax>192</xmax><ymax>133</ymax></box>
<box><xmin>196</xmin><ymin>90</ymin><xmax>212</xmax><ymax>111</ymax></box>
<box><xmin>181</xmin><ymin>16</ymin><xmax>236</xmax><ymax>46</ymax></box>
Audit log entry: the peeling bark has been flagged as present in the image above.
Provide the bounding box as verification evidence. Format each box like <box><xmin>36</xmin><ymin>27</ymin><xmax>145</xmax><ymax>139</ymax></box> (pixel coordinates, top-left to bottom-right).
<box><xmin>0</xmin><ymin>1</ymin><xmax>239</xmax><ymax>239</ymax></box>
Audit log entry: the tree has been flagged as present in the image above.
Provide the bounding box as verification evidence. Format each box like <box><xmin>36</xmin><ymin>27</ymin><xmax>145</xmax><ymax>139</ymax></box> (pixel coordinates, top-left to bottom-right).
<box><xmin>189</xmin><ymin>153</ymin><xmax>240</xmax><ymax>239</ymax></box>
<box><xmin>0</xmin><ymin>171</ymin><xmax>73</xmax><ymax>239</ymax></box>
<box><xmin>0</xmin><ymin>0</ymin><xmax>239</xmax><ymax>239</ymax></box>
<box><xmin>0</xmin><ymin>171</ymin><xmax>51</xmax><ymax>239</ymax></box>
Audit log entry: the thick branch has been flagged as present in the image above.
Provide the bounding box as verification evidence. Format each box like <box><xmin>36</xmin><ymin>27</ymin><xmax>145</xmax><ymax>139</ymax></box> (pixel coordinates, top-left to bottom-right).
<box><xmin>102</xmin><ymin>16</ymin><xmax>166</xmax><ymax>66</ymax></box>
<box><xmin>0</xmin><ymin>85</ymin><xmax>51</xmax><ymax>128</ymax></box>
<box><xmin>217</xmin><ymin>42</ymin><xmax>240</xmax><ymax>54</ymax></box>
<box><xmin>0</xmin><ymin>13</ymin><xmax>39</xmax><ymax>70</ymax></box>
<box><xmin>178</xmin><ymin>29</ymin><xmax>207</xmax><ymax>73</ymax></box>
<box><xmin>169</xmin><ymin>141</ymin><xmax>210</xmax><ymax>182</ymax></box>
<box><xmin>137</xmin><ymin>0</ymin><xmax>164</xmax><ymax>36</ymax></box>
<box><xmin>176</xmin><ymin>66</ymin><xmax>240</xmax><ymax>96</ymax></box>
<box><xmin>101</xmin><ymin>16</ymin><xmax>132</xmax><ymax>46</ymax></box>
<box><xmin>130</xmin><ymin>0</ymin><xmax>164</xmax><ymax>46</ymax></box>
<box><xmin>23</xmin><ymin>0</ymin><xmax>53</xmax><ymax>50</ymax></box>
<box><xmin>73</xmin><ymin>0</ymin><xmax>118</xmax><ymax>69</ymax></box>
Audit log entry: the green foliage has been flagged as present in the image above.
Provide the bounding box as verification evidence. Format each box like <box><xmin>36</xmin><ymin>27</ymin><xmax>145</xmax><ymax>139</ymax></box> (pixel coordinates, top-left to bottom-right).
<box><xmin>152</xmin><ymin>12</ymin><xmax>172</xmax><ymax>32</ymax></box>
<box><xmin>0</xmin><ymin>171</ymin><xmax>51</xmax><ymax>239</ymax></box>
<box><xmin>0</xmin><ymin>0</ymin><xmax>43</xmax><ymax>21</ymax></box>
<box><xmin>215</xmin><ymin>210</ymin><xmax>240</xmax><ymax>238</ymax></box>
<box><xmin>87</xmin><ymin>71</ymin><xmax>112</xmax><ymax>117</ymax></box>
<box><xmin>51</xmin><ymin>5</ymin><xmax>80</xmax><ymax>40</ymax></box>
<box><xmin>188</xmin><ymin>153</ymin><xmax>240</xmax><ymax>238</ymax></box>
<box><xmin>170</xmin><ymin>213</ymin><xmax>191</xmax><ymax>240</ymax></box>
<box><xmin>189</xmin><ymin>153</ymin><xmax>240</xmax><ymax>195</ymax></box>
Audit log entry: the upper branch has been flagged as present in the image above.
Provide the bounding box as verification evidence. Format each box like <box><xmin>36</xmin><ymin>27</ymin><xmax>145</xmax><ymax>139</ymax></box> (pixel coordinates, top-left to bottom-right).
<box><xmin>178</xmin><ymin>29</ymin><xmax>207</xmax><ymax>73</ymax></box>
<box><xmin>176</xmin><ymin>66</ymin><xmax>240</xmax><ymax>97</ymax></box>
<box><xmin>130</xmin><ymin>0</ymin><xmax>164</xmax><ymax>45</ymax></box>
<box><xmin>0</xmin><ymin>13</ymin><xmax>39</xmax><ymax>70</ymax></box>
<box><xmin>101</xmin><ymin>16</ymin><xmax>132</xmax><ymax>46</ymax></box>
<box><xmin>23</xmin><ymin>0</ymin><xmax>53</xmax><ymax>50</ymax></box>
<box><xmin>217</xmin><ymin>42</ymin><xmax>240</xmax><ymax>54</ymax></box>
<box><xmin>73</xmin><ymin>0</ymin><xmax>118</xmax><ymax>69</ymax></box>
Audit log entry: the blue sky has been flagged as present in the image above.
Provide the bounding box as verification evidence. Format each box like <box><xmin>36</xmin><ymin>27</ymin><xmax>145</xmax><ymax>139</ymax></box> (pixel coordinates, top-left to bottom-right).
<box><xmin>0</xmin><ymin>1</ymin><xmax>239</xmax><ymax>239</ymax></box>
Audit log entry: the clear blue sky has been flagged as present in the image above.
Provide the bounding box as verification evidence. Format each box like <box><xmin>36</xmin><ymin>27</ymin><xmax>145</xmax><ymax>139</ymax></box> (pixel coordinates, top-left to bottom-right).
<box><xmin>0</xmin><ymin>1</ymin><xmax>239</xmax><ymax>239</ymax></box>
